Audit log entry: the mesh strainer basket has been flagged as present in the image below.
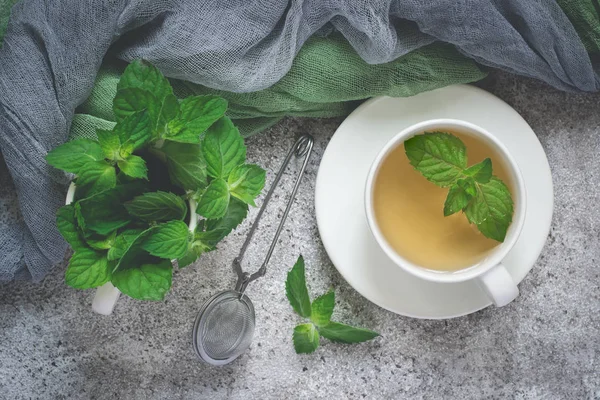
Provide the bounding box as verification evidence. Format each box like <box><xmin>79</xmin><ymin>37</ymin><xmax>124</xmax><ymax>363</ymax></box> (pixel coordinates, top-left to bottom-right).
<box><xmin>192</xmin><ymin>135</ymin><xmax>314</xmax><ymax>366</ymax></box>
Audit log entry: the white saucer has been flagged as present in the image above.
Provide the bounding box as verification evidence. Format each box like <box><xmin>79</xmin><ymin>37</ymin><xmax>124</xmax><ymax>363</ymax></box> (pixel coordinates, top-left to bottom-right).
<box><xmin>315</xmin><ymin>85</ymin><xmax>554</xmax><ymax>319</ymax></box>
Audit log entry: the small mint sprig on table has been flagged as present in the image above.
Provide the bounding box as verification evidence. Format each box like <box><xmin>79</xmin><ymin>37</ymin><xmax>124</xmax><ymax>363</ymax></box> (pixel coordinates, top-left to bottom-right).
<box><xmin>46</xmin><ymin>60</ymin><xmax>266</xmax><ymax>301</ymax></box>
<box><xmin>285</xmin><ymin>256</ymin><xmax>379</xmax><ymax>354</ymax></box>
<box><xmin>404</xmin><ymin>132</ymin><xmax>514</xmax><ymax>242</ymax></box>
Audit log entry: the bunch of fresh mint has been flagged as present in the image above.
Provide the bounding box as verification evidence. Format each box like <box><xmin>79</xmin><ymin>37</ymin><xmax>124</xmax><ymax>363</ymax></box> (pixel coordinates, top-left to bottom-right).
<box><xmin>285</xmin><ymin>256</ymin><xmax>379</xmax><ymax>353</ymax></box>
<box><xmin>46</xmin><ymin>60</ymin><xmax>265</xmax><ymax>301</ymax></box>
<box><xmin>404</xmin><ymin>132</ymin><xmax>514</xmax><ymax>242</ymax></box>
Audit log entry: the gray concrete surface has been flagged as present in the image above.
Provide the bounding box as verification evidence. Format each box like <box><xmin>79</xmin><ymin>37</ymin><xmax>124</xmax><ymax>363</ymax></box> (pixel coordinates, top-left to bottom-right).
<box><xmin>1</xmin><ymin>71</ymin><xmax>599</xmax><ymax>399</ymax></box>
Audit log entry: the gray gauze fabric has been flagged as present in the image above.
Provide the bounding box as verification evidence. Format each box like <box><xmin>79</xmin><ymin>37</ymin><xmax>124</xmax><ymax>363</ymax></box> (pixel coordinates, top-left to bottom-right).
<box><xmin>0</xmin><ymin>0</ymin><xmax>597</xmax><ymax>281</ymax></box>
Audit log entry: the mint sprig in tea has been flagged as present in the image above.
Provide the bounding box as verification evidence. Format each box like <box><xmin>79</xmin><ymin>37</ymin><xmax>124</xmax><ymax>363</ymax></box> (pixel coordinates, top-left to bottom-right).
<box><xmin>372</xmin><ymin>131</ymin><xmax>514</xmax><ymax>271</ymax></box>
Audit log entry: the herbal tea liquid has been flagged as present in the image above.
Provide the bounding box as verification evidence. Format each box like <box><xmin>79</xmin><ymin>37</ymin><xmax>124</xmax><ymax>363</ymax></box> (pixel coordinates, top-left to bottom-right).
<box><xmin>373</xmin><ymin>131</ymin><xmax>514</xmax><ymax>271</ymax></box>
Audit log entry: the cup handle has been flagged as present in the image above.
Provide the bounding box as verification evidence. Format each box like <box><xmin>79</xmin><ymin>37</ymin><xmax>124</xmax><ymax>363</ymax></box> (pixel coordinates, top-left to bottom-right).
<box><xmin>92</xmin><ymin>282</ymin><xmax>121</xmax><ymax>315</ymax></box>
<box><xmin>477</xmin><ymin>263</ymin><xmax>519</xmax><ymax>307</ymax></box>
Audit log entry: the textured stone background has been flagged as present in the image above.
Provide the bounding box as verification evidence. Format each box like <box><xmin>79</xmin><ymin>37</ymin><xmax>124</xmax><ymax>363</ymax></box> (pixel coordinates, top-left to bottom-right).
<box><xmin>1</xmin><ymin>72</ymin><xmax>599</xmax><ymax>400</ymax></box>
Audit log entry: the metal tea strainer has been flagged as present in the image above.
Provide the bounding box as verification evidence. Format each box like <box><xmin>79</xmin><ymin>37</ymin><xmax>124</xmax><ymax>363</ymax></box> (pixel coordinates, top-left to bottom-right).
<box><xmin>192</xmin><ymin>134</ymin><xmax>314</xmax><ymax>366</ymax></box>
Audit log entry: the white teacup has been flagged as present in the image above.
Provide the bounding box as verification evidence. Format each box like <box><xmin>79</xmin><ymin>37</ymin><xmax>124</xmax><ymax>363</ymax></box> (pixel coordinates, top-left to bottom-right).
<box><xmin>364</xmin><ymin>119</ymin><xmax>527</xmax><ymax>307</ymax></box>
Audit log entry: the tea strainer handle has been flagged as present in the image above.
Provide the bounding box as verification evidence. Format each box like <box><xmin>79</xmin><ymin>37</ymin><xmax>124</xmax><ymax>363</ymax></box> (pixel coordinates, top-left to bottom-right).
<box><xmin>233</xmin><ymin>134</ymin><xmax>314</xmax><ymax>294</ymax></box>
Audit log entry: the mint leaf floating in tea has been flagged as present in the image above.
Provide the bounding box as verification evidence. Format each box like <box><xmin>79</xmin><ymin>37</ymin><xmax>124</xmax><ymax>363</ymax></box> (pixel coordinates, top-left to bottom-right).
<box><xmin>403</xmin><ymin>132</ymin><xmax>467</xmax><ymax>187</ymax></box>
<box><xmin>464</xmin><ymin>177</ymin><xmax>514</xmax><ymax>242</ymax></box>
<box><xmin>45</xmin><ymin>60</ymin><xmax>266</xmax><ymax>302</ymax></box>
<box><xmin>457</xmin><ymin>176</ymin><xmax>477</xmax><ymax>196</ymax></box>
<box><xmin>405</xmin><ymin>132</ymin><xmax>514</xmax><ymax>242</ymax></box>
<box><xmin>286</xmin><ymin>256</ymin><xmax>379</xmax><ymax>354</ymax></box>
<box><xmin>443</xmin><ymin>176</ymin><xmax>478</xmax><ymax>216</ymax></box>
<box><xmin>464</xmin><ymin>157</ymin><xmax>492</xmax><ymax>183</ymax></box>
<box><xmin>443</xmin><ymin>181</ymin><xmax>472</xmax><ymax>217</ymax></box>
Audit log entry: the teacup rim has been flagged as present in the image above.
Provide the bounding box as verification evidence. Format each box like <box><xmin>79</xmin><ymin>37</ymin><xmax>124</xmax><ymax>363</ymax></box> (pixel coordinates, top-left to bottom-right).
<box><xmin>364</xmin><ymin>118</ymin><xmax>527</xmax><ymax>283</ymax></box>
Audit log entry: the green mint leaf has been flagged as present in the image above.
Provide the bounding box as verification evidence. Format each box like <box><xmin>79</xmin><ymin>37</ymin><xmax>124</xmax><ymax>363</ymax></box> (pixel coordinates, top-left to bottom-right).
<box><xmin>160</xmin><ymin>141</ymin><xmax>208</xmax><ymax>191</ymax></box>
<box><xmin>293</xmin><ymin>323</ymin><xmax>320</xmax><ymax>354</ymax></box>
<box><xmin>125</xmin><ymin>191</ymin><xmax>187</xmax><ymax>222</ymax></box>
<box><xmin>457</xmin><ymin>177</ymin><xmax>477</xmax><ymax>197</ymax></box>
<box><xmin>114</xmin><ymin>111</ymin><xmax>153</xmax><ymax>152</ymax></box>
<box><xmin>111</xmin><ymin>260</ymin><xmax>172</xmax><ymax>301</ymax></box>
<box><xmin>75</xmin><ymin>188</ymin><xmax>131</xmax><ymax>235</ymax></box>
<box><xmin>85</xmin><ymin>231</ymin><xmax>117</xmax><ymax>251</ymax></box>
<box><xmin>310</xmin><ymin>290</ymin><xmax>335</xmax><ymax>327</ymax></box>
<box><xmin>113</xmin><ymin>87</ymin><xmax>159</xmax><ymax>124</ymax></box>
<box><xmin>464</xmin><ymin>178</ymin><xmax>509</xmax><ymax>226</ymax></box>
<box><xmin>464</xmin><ymin>158</ymin><xmax>492</xmax><ymax>183</ymax></box>
<box><xmin>227</xmin><ymin>164</ymin><xmax>266</xmax><ymax>207</ymax></box>
<box><xmin>76</xmin><ymin>160</ymin><xmax>117</xmax><ymax>196</ymax></box>
<box><xmin>117</xmin><ymin>59</ymin><xmax>179</xmax><ymax>133</ymax></box>
<box><xmin>65</xmin><ymin>248</ymin><xmax>111</xmax><ymax>289</ymax></box>
<box><xmin>176</xmin><ymin>95</ymin><xmax>227</xmax><ymax>132</ymax></box>
<box><xmin>118</xmin><ymin>60</ymin><xmax>174</xmax><ymax>101</ymax></box>
<box><xmin>465</xmin><ymin>177</ymin><xmax>514</xmax><ymax>242</ymax></box>
<box><xmin>107</xmin><ymin>228</ymin><xmax>145</xmax><ymax>261</ymax></box>
<box><xmin>114</xmin><ymin>181</ymin><xmax>150</xmax><ymax>201</ymax></box>
<box><xmin>317</xmin><ymin>322</ymin><xmax>379</xmax><ymax>344</ymax></box>
<box><xmin>177</xmin><ymin>249</ymin><xmax>199</xmax><ymax>268</ymax></box>
<box><xmin>97</xmin><ymin>129</ymin><xmax>121</xmax><ymax>161</ymax></box>
<box><xmin>117</xmin><ymin>155</ymin><xmax>148</xmax><ymax>180</ymax></box>
<box><xmin>201</xmin><ymin>198</ymin><xmax>248</xmax><ymax>245</ymax></box>
<box><xmin>404</xmin><ymin>132</ymin><xmax>467</xmax><ymax>187</ymax></box>
<box><xmin>196</xmin><ymin>178</ymin><xmax>230</xmax><ymax>219</ymax></box>
<box><xmin>177</xmin><ymin>240</ymin><xmax>214</xmax><ymax>268</ymax></box>
<box><xmin>285</xmin><ymin>256</ymin><xmax>312</xmax><ymax>318</ymax></box>
<box><xmin>141</xmin><ymin>220</ymin><xmax>190</xmax><ymax>260</ymax></box>
<box><xmin>443</xmin><ymin>183</ymin><xmax>471</xmax><ymax>217</ymax></box>
<box><xmin>404</xmin><ymin>131</ymin><xmax>514</xmax><ymax>242</ymax></box>
<box><xmin>56</xmin><ymin>204</ymin><xmax>87</xmax><ymax>250</ymax></box>
<box><xmin>116</xmin><ymin>59</ymin><xmax>179</xmax><ymax>136</ymax></box>
<box><xmin>157</xmin><ymin>94</ymin><xmax>180</xmax><ymax>130</ymax></box>
<box><xmin>202</xmin><ymin>117</ymin><xmax>246</xmax><ymax>179</ymax></box>
<box><xmin>192</xmin><ymin>229</ymin><xmax>225</xmax><ymax>246</ymax></box>
<box><xmin>113</xmin><ymin>89</ymin><xmax>174</xmax><ymax>137</ymax></box>
<box><xmin>165</xmin><ymin>119</ymin><xmax>200</xmax><ymax>143</ymax></box>
<box><xmin>113</xmin><ymin>228</ymin><xmax>155</xmax><ymax>271</ymax></box>
<box><xmin>166</xmin><ymin>95</ymin><xmax>227</xmax><ymax>143</ymax></box>
<box><xmin>46</xmin><ymin>139</ymin><xmax>104</xmax><ymax>174</ymax></box>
